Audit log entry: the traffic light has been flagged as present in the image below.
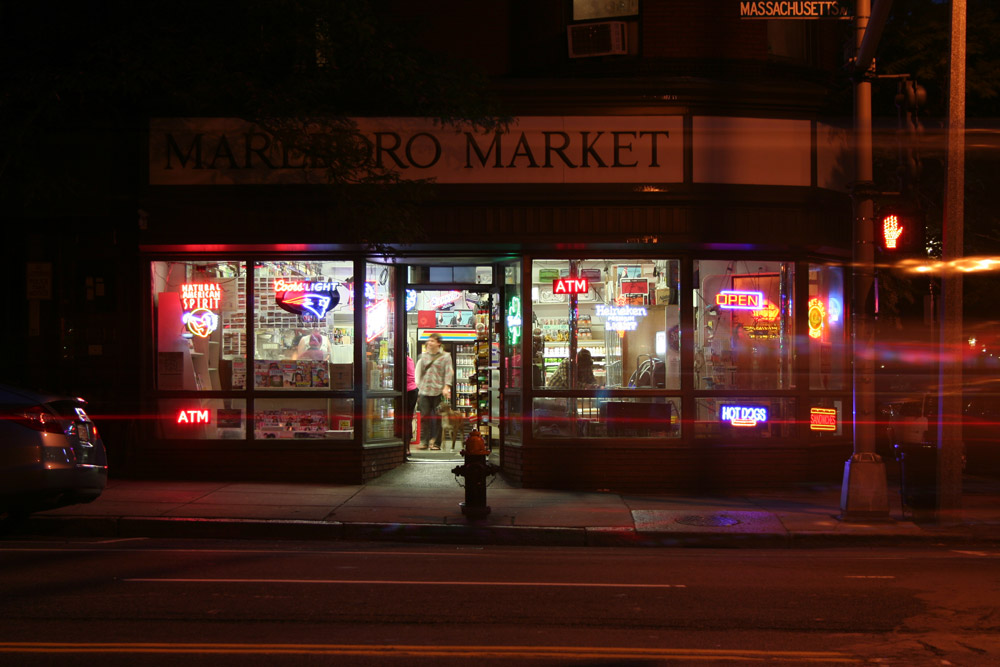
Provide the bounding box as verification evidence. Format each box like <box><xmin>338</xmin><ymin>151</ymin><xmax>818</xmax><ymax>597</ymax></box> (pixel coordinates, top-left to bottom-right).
<box><xmin>877</xmin><ymin>205</ymin><xmax>925</xmax><ymax>257</ymax></box>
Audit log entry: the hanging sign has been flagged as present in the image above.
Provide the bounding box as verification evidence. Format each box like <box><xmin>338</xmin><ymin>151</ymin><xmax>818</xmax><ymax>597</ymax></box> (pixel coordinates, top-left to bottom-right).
<box><xmin>716</xmin><ymin>290</ymin><xmax>764</xmax><ymax>310</ymax></box>
<box><xmin>274</xmin><ymin>278</ymin><xmax>344</xmax><ymax>320</ymax></box>
<box><xmin>366</xmin><ymin>300</ymin><xmax>389</xmax><ymax>342</ymax></box>
<box><xmin>720</xmin><ymin>404</ymin><xmax>768</xmax><ymax>427</ymax></box>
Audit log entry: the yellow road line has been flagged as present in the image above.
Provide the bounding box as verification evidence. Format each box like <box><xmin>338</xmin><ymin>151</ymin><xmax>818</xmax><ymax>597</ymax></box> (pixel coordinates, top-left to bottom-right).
<box><xmin>0</xmin><ymin>642</ymin><xmax>858</xmax><ymax>662</ymax></box>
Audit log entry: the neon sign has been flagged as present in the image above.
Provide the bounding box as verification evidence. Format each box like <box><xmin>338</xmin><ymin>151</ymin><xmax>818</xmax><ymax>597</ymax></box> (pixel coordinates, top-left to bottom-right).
<box><xmin>808</xmin><ymin>298</ymin><xmax>826</xmax><ymax>339</ymax></box>
<box><xmin>405</xmin><ymin>289</ymin><xmax>417</xmax><ymax>311</ymax></box>
<box><xmin>595</xmin><ymin>304</ymin><xmax>647</xmax><ymax>332</ymax></box>
<box><xmin>183</xmin><ymin>308</ymin><xmax>219</xmax><ymax>338</ymax></box>
<box><xmin>181</xmin><ymin>283</ymin><xmax>221</xmax><ymax>311</ymax></box>
<box><xmin>366</xmin><ymin>300</ymin><xmax>389</xmax><ymax>342</ymax></box>
<box><xmin>553</xmin><ymin>278</ymin><xmax>589</xmax><ymax>294</ymax></box>
<box><xmin>810</xmin><ymin>407</ymin><xmax>837</xmax><ymax>432</ymax></box>
<box><xmin>177</xmin><ymin>409</ymin><xmax>210</xmax><ymax>424</ymax></box>
<box><xmin>720</xmin><ymin>404</ymin><xmax>768</xmax><ymax>427</ymax></box>
<box><xmin>506</xmin><ymin>296</ymin><xmax>522</xmax><ymax>345</ymax></box>
<box><xmin>716</xmin><ymin>290</ymin><xmax>764</xmax><ymax>310</ymax></box>
<box><xmin>181</xmin><ymin>283</ymin><xmax>222</xmax><ymax>338</ymax></box>
<box><xmin>426</xmin><ymin>290</ymin><xmax>462</xmax><ymax>309</ymax></box>
<box><xmin>274</xmin><ymin>278</ymin><xmax>343</xmax><ymax>320</ymax></box>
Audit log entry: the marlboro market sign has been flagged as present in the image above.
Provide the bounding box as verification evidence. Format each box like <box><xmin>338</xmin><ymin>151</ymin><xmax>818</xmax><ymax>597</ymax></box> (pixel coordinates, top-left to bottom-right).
<box><xmin>150</xmin><ymin>117</ymin><xmax>683</xmax><ymax>186</ymax></box>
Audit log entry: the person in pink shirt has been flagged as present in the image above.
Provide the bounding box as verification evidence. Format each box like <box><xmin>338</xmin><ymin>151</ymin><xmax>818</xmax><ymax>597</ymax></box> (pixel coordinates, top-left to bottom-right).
<box><xmin>404</xmin><ymin>343</ymin><xmax>419</xmax><ymax>457</ymax></box>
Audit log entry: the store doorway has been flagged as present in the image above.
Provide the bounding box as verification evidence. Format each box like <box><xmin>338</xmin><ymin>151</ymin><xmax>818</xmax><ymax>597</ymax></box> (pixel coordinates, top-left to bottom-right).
<box><xmin>401</xmin><ymin>264</ymin><xmax>506</xmax><ymax>468</ymax></box>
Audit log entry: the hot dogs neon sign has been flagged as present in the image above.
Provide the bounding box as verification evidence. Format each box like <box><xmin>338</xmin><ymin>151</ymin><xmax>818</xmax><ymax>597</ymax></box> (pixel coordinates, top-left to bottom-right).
<box><xmin>720</xmin><ymin>404</ymin><xmax>768</xmax><ymax>427</ymax></box>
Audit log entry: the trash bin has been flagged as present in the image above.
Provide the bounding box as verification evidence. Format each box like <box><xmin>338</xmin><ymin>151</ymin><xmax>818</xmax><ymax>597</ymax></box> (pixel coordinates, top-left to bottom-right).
<box><xmin>894</xmin><ymin>442</ymin><xmax>937</xmax><ymax>510</ymax></box>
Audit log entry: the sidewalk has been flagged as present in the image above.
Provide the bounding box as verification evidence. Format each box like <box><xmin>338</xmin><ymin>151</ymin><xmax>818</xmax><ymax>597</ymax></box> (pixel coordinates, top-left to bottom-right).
<box><xmin>11</xmin><ymin>460</ymin><xmax>1000</xmax><ymax>548</ymax></box>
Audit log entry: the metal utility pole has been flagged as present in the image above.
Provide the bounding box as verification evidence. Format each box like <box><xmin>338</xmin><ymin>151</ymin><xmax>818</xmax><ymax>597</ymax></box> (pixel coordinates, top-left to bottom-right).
<box><xmin>840</xmin><ymin>0</ymin><xmax>891</xmax><ymax>520</ymax></box>
<box><xmin>938</xmin><ymin>0</ymin><xmax>966</xmax><ymax>519</ymax></box>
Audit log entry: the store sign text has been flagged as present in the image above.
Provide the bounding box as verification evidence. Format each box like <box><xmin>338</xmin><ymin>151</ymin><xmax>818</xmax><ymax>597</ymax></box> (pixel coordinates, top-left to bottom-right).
<box><xmin>716</xmin><ymin>290</ymin><xmax>764</xmax><ymax>310</ymax></box>
<box><xmin>177</xmin><ymin>409</ymin><xmax>210</xmax><ymax>425</ymax></box>
<box><xmin>181</xmin><ymin>283</ymin><xmax>221</xmax><ymax>311</ymax></box>
<box><xmin>739</xmin><ymin>1</ymin><xmax>852</xmax><ymax>20</ymax></box>
<box><xmin>720</xmin><ymin>405</ymin><xmax>768</xmax><ymax>428</ymax></box>
<box><xmin>553</xmin><ymin>278</ymin><xmax>589</xmax><ymax>294</ymax></box>
<box><xmin>150</xmin><ymin>117</ymin><xmax>684</xmax><ymax>186</ymax></box>
<box><xmin>595</xmin><ymin>304</ymin><xmax>647</xmax><ymax>332</ymax></box>
<box><xmin>426</xmin><ymin>290</ymin><xmax>462</xmax><ymax>309</ymax></box>
<box><xmin>810</xmin><ymin>407</ymin><xmax>837</xmax><ymax>432</ymax></box>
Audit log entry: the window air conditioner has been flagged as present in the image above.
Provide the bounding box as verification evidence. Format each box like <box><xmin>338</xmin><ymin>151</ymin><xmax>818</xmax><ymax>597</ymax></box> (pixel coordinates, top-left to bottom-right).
<box><xmin>567</xmin><ymin>21</ymin><xmax>627</xmax><ymax>58</ymax></box>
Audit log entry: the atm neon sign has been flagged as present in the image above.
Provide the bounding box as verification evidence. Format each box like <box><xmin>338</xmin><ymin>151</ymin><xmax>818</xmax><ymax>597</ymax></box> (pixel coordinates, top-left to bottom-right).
<box><xmin>716</xmin><ymin>290</ymin><xmax>764</xmax><ymax>310</ymax></box>
<box><xmin>177</xmin><ymin>409</ymin><xmax>210</xmax><ymax>424</ymax></box>
<box><xmin>553</xmin><ymin>278</ymin><xmax>589</xmax><ymax>294</ymax></box>
<box><xmin>720</xmin><ymin>404</ymin><xmax>768</xmax><ymax>427</ymax></box>
<box><xmin>810</xmin><ymin>407</ymin><xmax>837</xmax><ymax>431</ymax></box>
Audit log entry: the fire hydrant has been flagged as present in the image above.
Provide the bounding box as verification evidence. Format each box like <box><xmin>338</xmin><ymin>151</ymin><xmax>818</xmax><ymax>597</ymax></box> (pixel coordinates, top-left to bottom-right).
<box><xmin>452</xmin><ymin>428</ymin><xmax>500</xmax><ymax>520</ymax></box>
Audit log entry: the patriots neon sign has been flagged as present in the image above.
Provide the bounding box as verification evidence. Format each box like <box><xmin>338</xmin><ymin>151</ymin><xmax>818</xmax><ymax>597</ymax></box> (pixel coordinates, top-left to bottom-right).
<box><xmin>274</xmin><ymin>279</ymin><xmax>343</xmax><ymax>321</ymax></box>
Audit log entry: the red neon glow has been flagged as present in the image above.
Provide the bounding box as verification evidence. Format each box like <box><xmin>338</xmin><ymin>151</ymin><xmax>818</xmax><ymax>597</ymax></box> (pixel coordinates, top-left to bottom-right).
<box><xmin>882</xmin><ymin>214</ymin><xmax>903</xmax><ymax>249</ymax></box>
<box><xmin>553</xmin><ymin>278</ymin><xmax>589</xmax><ymax>294</ymax></box>
<box><xmin>177</xmin><ymin>409</ymin><xmax>210</xmax><ymax>424</ymax></box>
<box><xmin>181</xmin><ymin>283</ymin><xmax>221</xmax><ymax>311</ymax></box>
<box><xmin>810</xmin><ymin>407</ymin><xmax>837</xmax><ymax>431</ymax></box>
<box><xmin>716</xmin><ymin>290</ymin><xmax>763</xmax><ymax>310</ymax></box>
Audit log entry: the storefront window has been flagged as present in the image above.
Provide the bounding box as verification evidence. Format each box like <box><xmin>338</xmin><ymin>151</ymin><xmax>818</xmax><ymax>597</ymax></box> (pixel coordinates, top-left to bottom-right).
<box><xmin>531</xmin><ymin>259</ymin><xmax>681</xmax><ymax>390</ymax></box>
<box><xmin>533</xmin><ymin>397</ymin><xmax>680</xmax><ymax>438</ymax></box>
<box><xmin>254</xmin><ymin>398</ymin><xmax>355</xmax><ymax>440</ymax></box>
<box><xmin>365</xmin><ymin>263</ymin><xmax>396</xmax><ymax>391</ymax></box>
<box><xmin>155</xmin><ymin>399</ymin><xmax>247</xmax><ymax>439</ymax></box>
<box><xmin>808</xmin><ymin>264</ymin><xmax>847</xmax><ymax>390</ymax></box>
<box><xmin>152</xmin><ymin>260</ymin><xmax>245</xmax><ymax>391</ymax></box>
<box><xmin>693</xmin><ymin>260</ymin><xmax>795</xmax><ymax>390</ymax></box>
<box><xmin>408</xmin><ymin>265</ymin><xmax>494</xmax><ymax>285</ymax></box>
<box><xmin>694</xmin><ymin>397</ymin><xmax>797</xmax><ymax>439</ymax></box>
<box><xmin>252</xmin><ymin>261</ymin><xmax>355</xmax><ymax>390</ymax></box>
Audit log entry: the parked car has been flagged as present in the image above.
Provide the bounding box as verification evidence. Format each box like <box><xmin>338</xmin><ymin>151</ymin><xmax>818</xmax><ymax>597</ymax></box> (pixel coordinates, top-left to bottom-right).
<box><xmin>0</xmin><ymin>383</ymin><xmax>108</xmax><ymax>519</ymax></box>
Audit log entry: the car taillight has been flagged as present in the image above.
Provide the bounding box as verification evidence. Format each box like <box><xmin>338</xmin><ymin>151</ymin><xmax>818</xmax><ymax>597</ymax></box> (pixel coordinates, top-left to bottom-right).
<box><xmin>3</xmin><ymin>404</ymin><xmax>69</xmax><ymax>434</ymax></box>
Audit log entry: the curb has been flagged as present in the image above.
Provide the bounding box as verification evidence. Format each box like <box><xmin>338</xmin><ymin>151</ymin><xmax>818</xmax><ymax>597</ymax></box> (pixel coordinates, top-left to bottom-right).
<box><xmin>7</xmin><ymin>515</ymin><xmax>1000</xmax><ymax>548</ymax></box>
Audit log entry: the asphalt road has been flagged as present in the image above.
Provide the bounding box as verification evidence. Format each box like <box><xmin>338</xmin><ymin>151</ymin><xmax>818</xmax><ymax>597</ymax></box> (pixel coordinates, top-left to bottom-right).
<box><xmin>1</xmin><ymin>539</ymin><xmax>998</xmax><ymax>665</ymax></box>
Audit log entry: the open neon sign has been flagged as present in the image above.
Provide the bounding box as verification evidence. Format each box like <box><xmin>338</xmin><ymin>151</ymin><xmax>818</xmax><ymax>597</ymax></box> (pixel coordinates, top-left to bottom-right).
<box><xmin>720</xmin><ymin>404</ymin><xmax>768</xmax><ymax>427</ymax></box>
<box><xmin>716</xmin><ymin>290</ymin><xmax>764</xmax><ymax>310</ymax></box>
<box><xmin>810</xmin><ymin>407</ymin><xmax>837</xmax><ymax>431</ymax></box>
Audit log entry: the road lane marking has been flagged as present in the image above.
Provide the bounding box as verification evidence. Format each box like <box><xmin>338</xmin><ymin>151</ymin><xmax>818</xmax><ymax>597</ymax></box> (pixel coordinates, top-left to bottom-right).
<box><xmin>123</xmin><ymin>578</ymin><xmax>687</xmax><ymax>588</ymax></box>
<box><xmin>0</xmin><ymin>642</ymin><xmax>858</xmax><ymax>662</ymax></box>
